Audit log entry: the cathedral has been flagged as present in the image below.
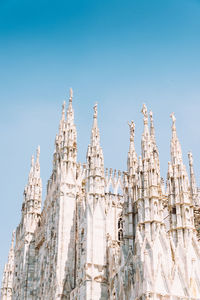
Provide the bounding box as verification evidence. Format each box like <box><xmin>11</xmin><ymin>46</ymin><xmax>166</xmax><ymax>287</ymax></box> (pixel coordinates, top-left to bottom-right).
<box><xmin>2</xmin><ymin>90</ymin><xmax>200</xmax><ymax>300</ymax></box>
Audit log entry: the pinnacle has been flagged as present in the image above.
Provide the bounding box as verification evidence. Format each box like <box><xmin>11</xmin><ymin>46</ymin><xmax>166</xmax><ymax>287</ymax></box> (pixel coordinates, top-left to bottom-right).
<box><xmin>93</xmin><ymin>103</ymin><xmax>98</xmax><ymax>128</ymax></box>
<box><xmin>141</xmin><ymin>103</ymin><xmax>148</xmax><ymax>125</ymax></box>
<box><xmin>66</xmin><ymin>88</ymin><xmax>75</xmax><ymax>126</ymax></box>
<box><xmin>149</xmin><ymin>110</ymin><xmax>156</xmax><ymax>141</ymax></box>
<box><xmin>91</xmin><ymin>103</ymin><xmax>100</xmax><ymax>145</ymax></box>
<box><xmin>149</xmin><ymin>110</ymin><xmax>154</xmax><ymax>129</ymax></box>
<box><xmin>69</xmin><ymin>87</ymin><xmax>73</xmax><ymax>102</ymax></box>
<box><xmin>93</xmin><ymin>103</ymin><xmax>98</xmax><ymax>118</ymax></box>
<box><xmin>188</xmin><ymin>151</ymin><xmax>193</xmax><ymax>165</ymax></box>
<box><xmin>128</xmin><ymin>120</ymin><xmax>135</xmax><ymax>141</ymax></box>
<box><xmin>170</xmin><ymin>112</ymin><xmax>177</xmax><ymax>138</ymax></box>
<box><xmin>27</xmin><ymin>146</ymin><xmax>42</xmax><ymax>197</ymax></box>
<box><xmin>3</xmin><ymin>96</ymin><xmax>200</xmax><ymax>300</ymax></box>
<box><xmin>36</xmin><ymin>145</ymin><xmax>40</xmax><ymax>163</ymax></box>
<box><xmin>62</xmin><ymin>101</ymin><xmax>66</xmax><ymax>120</ymax></box>
<box><xmin>87</xmin><ymin>102</ymin><xmax>104</xmax><ymax>179</ymax></box>
<box><xmin>170</xmin><ymin>112</ymin><xmax>183</xmax><ymax>166</ymax></box>
<box><xmin>127</xmin><ymin>120</ymin><xmax>137</xmax><ymax>174</ymax></box>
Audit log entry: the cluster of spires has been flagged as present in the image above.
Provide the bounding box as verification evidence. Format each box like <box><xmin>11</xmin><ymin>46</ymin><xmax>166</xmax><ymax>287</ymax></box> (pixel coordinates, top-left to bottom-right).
<box><xmin>53</xmin><ymin>88</ymin><xmax>77</xmax><ymax>174</ymax></box>
<box><xmin>2</xmin><ymin>90</ymin><xmax>199</xmax><ymax>292</ymax></box>
<box><xmin>5</xmin><ymin>89</ymin><xmax>199</xmax><ymax>218</ymax></box>
<box><xmin>24</xmin><ymin>91</ymin><xmax>199</xmax><ymax>241</ymax></box>
<box><xmin>5</xmin><ymin>89</ymin><xmax>199</xmax><ymax>221</ymax></box>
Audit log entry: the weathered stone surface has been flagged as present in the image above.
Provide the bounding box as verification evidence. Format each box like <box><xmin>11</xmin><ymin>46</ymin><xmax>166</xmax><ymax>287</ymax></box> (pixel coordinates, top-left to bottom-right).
<box><xmin>1</xmin><ymin>92</ymin><xmax>200</xmax><ymax>300</ymax></box>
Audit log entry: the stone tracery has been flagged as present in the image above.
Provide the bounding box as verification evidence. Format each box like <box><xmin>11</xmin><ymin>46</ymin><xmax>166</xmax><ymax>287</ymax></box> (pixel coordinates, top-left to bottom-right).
<box><xmin>1</xmin><ymin>91</ymin><xmax>200</xmax><ymax>300</ymax></box>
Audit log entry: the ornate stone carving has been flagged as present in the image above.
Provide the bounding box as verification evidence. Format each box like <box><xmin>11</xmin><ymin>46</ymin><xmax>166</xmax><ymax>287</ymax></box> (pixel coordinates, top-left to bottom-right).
<box><xmin>2</xmin><ymin>94</ymin><xmax>200</xmax><ymax>300</ymax></box>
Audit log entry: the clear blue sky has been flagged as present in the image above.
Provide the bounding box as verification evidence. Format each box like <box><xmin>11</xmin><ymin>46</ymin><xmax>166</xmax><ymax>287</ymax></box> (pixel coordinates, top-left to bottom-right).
<box><xmin>1</xmin><ymin>0</ymin><xmax>200</xmax><ymax>278</ymax></box>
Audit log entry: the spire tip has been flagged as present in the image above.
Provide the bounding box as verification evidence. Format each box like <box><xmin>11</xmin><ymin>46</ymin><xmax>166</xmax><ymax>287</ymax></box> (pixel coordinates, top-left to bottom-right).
<box><xmin>69</xmin><ymin>88</ymin><xmax>73</xmax><ymax>102</ymax></box>
<box><xmin>128</xmin><ymin>120</ymin><xmax>135</xmax><ymax>140</ymax></box>
<box><xmin>93</xmin><ymin>103</ymin><xmax>98</xmax><ymax>118</ymax></box>
<box><xmin>170</xmin><ymin>112</ymin><xmax>176</xmax><ymax>124</ymax></box>
<box><xmin>61</xmin><ymin>101</ymin><xmax>66</xmax><ymax>121</ymax></box>
<box><xmin>62</xmin><ymin>100</ymin><xmax>66</xmax><ymax>109</ymax></box>
<box><xmin>31</xmin><ymin>155</ymin><xmax>34</xmax><ymax>167</ymax></box>
<box><xmin>188</xmin><ymin>151</ymin><xmax>193</xmax><ymax>164</ymax></box>
<box><xmin>141</xmin><ymin>104</ymin><xmax>148</xmax><ymax>124</ymax></box>
<box><xmin>36</xmin><ymin>145</ymin><xmax>40</xmax><ymax>164</ymax></box>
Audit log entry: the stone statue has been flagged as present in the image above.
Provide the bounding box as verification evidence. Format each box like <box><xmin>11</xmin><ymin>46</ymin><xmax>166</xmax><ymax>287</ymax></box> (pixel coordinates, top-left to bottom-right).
<box><xmin>69</xmin><ymin>88</ymin><xmax>73</xmax><ymax>100</ymax></box>
<box><xmin>170</xmin><ymin>112</ymin><xmax>176</xmax><ymax>124</ymax></box>
<box><xmin>141</xmin><ymin>104</ymin><xmax>148</xmax><ymax>123</ymax></box>
<box><xmin>128</xmin><ymin>121</ymin><xmax>135</xmax><ymax>139</ymax></box>
<box><xmin>149</xmin><ymin>110</ymin><xmax>153</xmax><ymax>121</ymax></box>
<box><xmin>94</xmin><ymin>103</ymin><xmax>98</xmax><ymax>118</ymax></box>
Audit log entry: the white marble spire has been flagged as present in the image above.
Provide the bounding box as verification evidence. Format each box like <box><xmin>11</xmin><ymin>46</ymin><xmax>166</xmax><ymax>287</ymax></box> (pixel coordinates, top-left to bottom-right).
<box><xmin>87</xmin><ymin>103</ymin><xmax>104</xmax><ymax>193</ymax></box>
<box><xmin>91</xmin><ymin>103</ymin><xmax>100</xmax><ymax>147</ymax></box>
<box><xmin>170</xmin><ymin>112</ymin><xmax>183</xmax><ymax>165</ymax></box>
<box><xmin>188</xmin><ymin>151</ymin><xmax>199</xmax><ymax>206</ymax></box>
<box><xmin>2</xmin><ymin>97</ymin><xmax>200</xmax><ymax>300</ymax></box>
<box><xmin>149</xmin><ymin>110</ymin><xmax>156</xmax><ymax>146</ymax></box>
<box><xmin>127</xmin><ymin>120</ymin><xmax>138</xmax><ymax>175</ymax></box>
<box><xmin>23</xmin><ymin>147</ymin><xmax>42</xmax><ymax>230</ymax></box>
<box><xmin>54</xmin><ymin>89</ymin><xmax>77</xmax><ymax>170</ymax></box>
<box><xmin>167</xmin><ymin>113</ymin><xmax>195</xmax><ymax>246</ymax></box>
<box><xmin>66</xmin><ymin>88</ymin><xmax>74</xmax><ymax>126</ymax></box>
<box><xmin>141</xmin><ymin>104</ymin><xmax>151</xmax><ymax>161</ymax></box>
<box><xmin>1</xmin><ymin>231</ymin><xmax>15</xmax><ymax>300</ymax></box>
<box><xmin>59</xmin><ymin>100</ymin><xmax>66</xmax><ymax>136</ymax></box>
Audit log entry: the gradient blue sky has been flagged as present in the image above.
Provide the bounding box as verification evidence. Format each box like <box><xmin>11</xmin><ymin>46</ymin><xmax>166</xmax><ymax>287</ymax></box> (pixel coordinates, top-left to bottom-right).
<box><xmin>1</xmin><ymin>0</ymin><xmax>200</xmax><ymax>278</ymax></box>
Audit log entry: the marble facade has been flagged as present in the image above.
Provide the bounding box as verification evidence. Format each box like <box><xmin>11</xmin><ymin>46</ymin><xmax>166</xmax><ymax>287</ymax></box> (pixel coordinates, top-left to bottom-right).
<box><xmin>1</xmin><ymin>91</ymin><xmax>200</xmax><ymax>300</ymax></box>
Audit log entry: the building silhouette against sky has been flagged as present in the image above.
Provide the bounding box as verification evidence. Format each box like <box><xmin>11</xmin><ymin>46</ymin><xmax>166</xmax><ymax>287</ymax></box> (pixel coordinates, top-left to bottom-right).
<box><xmin>2</xmin><ymin>90</ymin><xmax>200</xmax><ymax>300</ymax></box>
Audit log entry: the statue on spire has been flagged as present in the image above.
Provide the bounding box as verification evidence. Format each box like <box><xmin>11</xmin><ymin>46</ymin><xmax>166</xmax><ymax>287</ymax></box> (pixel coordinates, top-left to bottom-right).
<box><xmin>141</xmin><ymin>104</ymin><xmax>148</xmax><ymax>124</ymax></box>
<box><xmin>149</xmin><ymin>110</ymin><xmax>156</xmax><ymax>143</ymax></box>
<box><xmin>62</xmin><ymin>100</ymin><xmax>66</xmax><ymax>118</ymax></box>
<box><xmin>93</xmin><ymin>103</ymin><xmax>98</xmax><ymax>119</ymax></box>
<box><xmin>65</xmin><ymin>88</ymin><xmax>75</xmax><ymax>126</ymax></box>
<box><xmin>69</xmin><ymin>88</ymin><xmax>73</xmax><ymax>102</ymax></box>
<box><xmin>149</xmin><ymin>110</ymin><xmax>153</xmax><ymax>122</ymax></box>
<box><xmin>170</xmin><ymin>112</ymin><xmax>176</xmax><ymax>125</ymax></box>
<box><xmin>128</xmin><ymin>120</ymin><xmax>135</xmax><ymax>140</ymax></box>
<box><xmin>36</xmin><ymin>145</ymin><xmax>40</xmax><ymax>165</ymax></box>
<box><xmin>188</xmin><ymin>151</ymin><xmax>193</xmax><ymax>165</ymax></box>
<box><xmin>170</xmin><ymin>113</ymin><xmax>177</xmax><ymax>137</ymax></box>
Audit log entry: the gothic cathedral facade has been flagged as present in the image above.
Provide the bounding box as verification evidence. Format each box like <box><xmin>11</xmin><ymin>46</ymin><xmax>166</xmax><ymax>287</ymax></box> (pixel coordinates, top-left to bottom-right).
<box><xmin>2</xmin><ymin>90</ymin><xmax>200</xmax><ymax>300</ymax></box>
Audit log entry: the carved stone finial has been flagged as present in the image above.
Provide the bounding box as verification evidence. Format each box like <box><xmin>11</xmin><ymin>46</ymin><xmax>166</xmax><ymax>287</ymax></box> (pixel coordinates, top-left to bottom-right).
<box><xmin>170</xmin><ymin>112</ymin><xmax>176</xmax><ymax>124</ymax></box>
<box><xmin>170</xmin><ymin>113</ymin><xmax>177</xmax><ymax>138</ymax></box>
<box><xmin>141</xmin><ymin>104</ymin><xmax>148</xmax><ymax>124</ymax></box>
<box><xmin>149</xmin><ymin>110</ymin><xmax>153</xmax><ymax>120</ymax></box>
<box><xmin>93</xmin><ymin>103</ymin><xmax>98</xmax><ymax>119</ymax></box>
<box><xmin>128</xmin><ymin>120</ymin><xmax>135</xmax><ymax>140</ymax></box>
<box><xmin>37</xmin><ymin>145</ymin><xmax>40</xmax><ymax>155</ymax></box>
<box><xmin>188</xmin><ymin>151</ymin><xmax>193</xmax><ymax>165</ymax></box>
<box><xmin>149</xmin><ymin>110</ymin><xmax>156</xmax><ymax>142</ymax></box>
<box><xmin>69</xmin><ymin>88</ymin><xmax>73</xmax><ymax>102</ymax></box>
<box><xmin>61</xmin><ymin>100</ymin><xmax>66</xmax><ymax>121</ymax></box>
<box><xmin>62</xmin><ymin>100</ymin><xmax>66</xmax><ymax>111</ymax></box>
<box><xmin>36</xmin><ymin>145</ymin><xmax>40</xmax><ymax>162</ymax></box>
